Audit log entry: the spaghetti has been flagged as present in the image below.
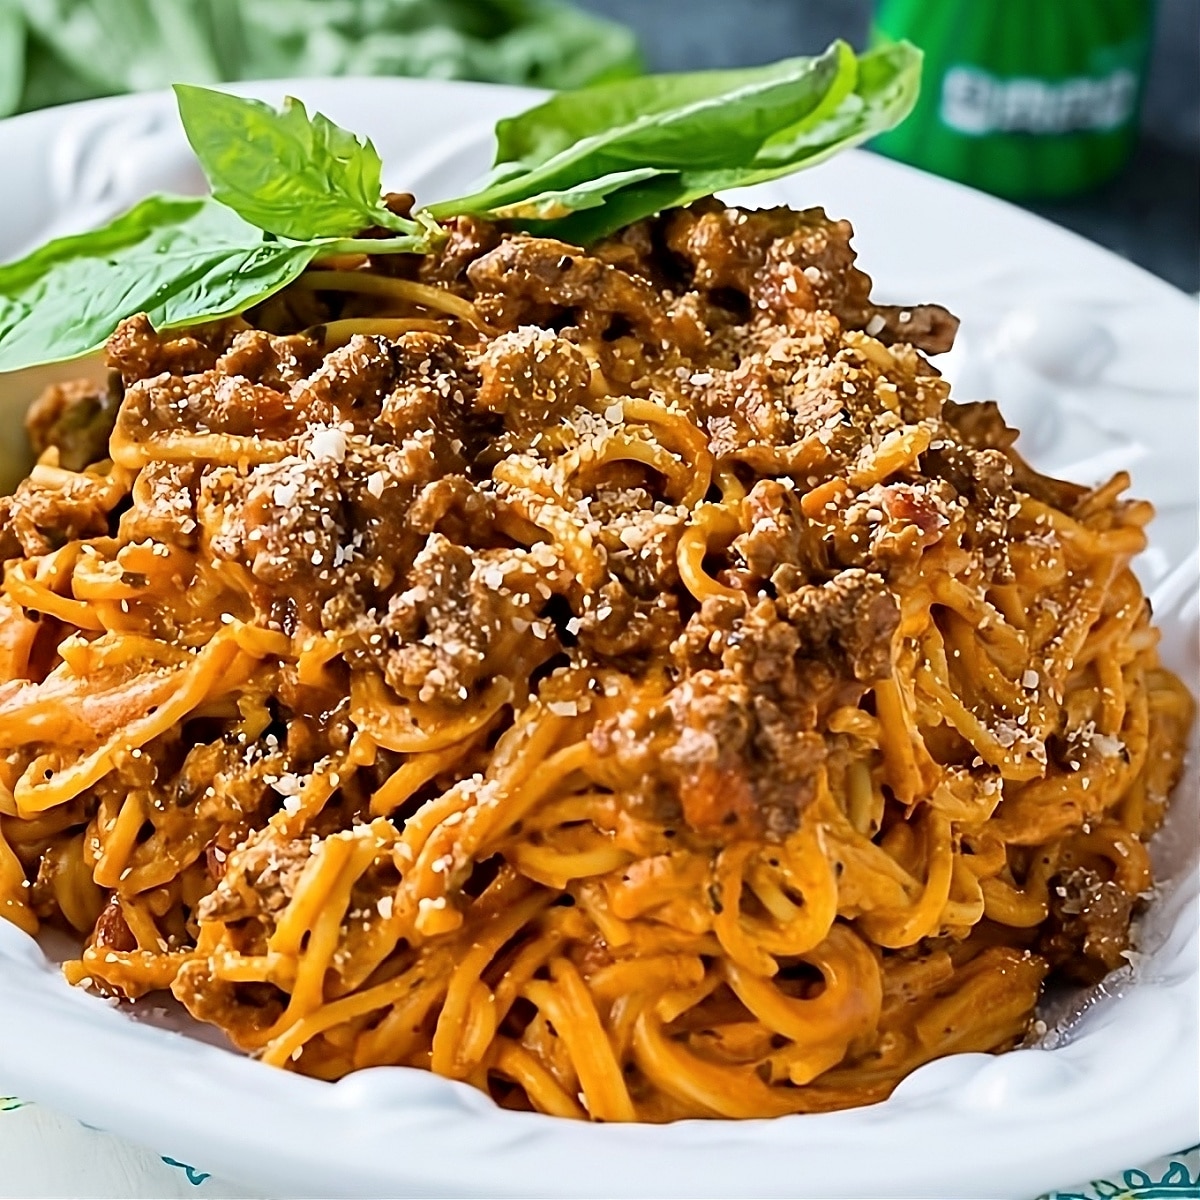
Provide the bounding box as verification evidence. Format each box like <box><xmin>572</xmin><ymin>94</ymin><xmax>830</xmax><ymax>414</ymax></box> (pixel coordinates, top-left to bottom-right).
<box><xmin>0</xmin><ymin>198</ymin><xmax>1191</xmax><ymax>1120</ymax></box>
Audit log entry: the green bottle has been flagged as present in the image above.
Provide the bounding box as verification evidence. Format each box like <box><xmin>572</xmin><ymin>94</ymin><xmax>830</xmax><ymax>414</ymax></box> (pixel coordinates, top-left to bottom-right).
<box><xmin>870</xmin><ymin>0</ymin><xmax>1155</xmax><ymax>198</ymax></box>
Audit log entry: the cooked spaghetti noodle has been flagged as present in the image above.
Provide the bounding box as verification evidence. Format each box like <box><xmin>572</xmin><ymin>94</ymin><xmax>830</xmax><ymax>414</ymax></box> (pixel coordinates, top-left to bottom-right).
<box><xmin>0</xmin><ymin>199</ymin><xmax>1191</xmax><ymax>1120</ymax></box>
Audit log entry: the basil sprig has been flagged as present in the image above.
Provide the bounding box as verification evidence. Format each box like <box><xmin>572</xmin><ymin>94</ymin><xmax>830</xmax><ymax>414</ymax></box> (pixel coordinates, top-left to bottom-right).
<box><xmin>0</xmin><ymin>40</ymin><xmax>920</xmax><ymax>374</ymax></box>
<box><xmin>174</xmin><ymin>85</ymin><xmax>427</xmax><ymax>242</ymax></box>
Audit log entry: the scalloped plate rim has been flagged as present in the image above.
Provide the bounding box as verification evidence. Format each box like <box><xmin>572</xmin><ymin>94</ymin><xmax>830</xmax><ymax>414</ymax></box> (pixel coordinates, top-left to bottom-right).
<box><xmin>0</xmin><ymin>76</ymin><xmax>1196</xmax><ymax>1200</ymax></box>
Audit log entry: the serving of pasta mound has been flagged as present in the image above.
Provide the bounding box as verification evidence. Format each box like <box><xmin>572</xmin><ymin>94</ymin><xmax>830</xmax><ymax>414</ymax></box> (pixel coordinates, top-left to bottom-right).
<box><xmin>0</xmin><ymin>198</ymin><xmax>1191</xmax><ymax>1122</ymax></box>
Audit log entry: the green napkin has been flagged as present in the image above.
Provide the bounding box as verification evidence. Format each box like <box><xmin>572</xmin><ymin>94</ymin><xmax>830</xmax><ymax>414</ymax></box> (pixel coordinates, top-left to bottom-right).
<box><xmin>0</xmin><ymin>0</ymin><xmax>642</xmax><ymax>118</ymax></box>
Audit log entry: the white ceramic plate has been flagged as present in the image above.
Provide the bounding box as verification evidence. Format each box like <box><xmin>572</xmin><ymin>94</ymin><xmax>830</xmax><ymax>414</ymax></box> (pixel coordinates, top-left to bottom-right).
<box><xmin>0</xmin><ymin>78</ymin><xmax>1196</xmax><ymax>1200</ymax></box>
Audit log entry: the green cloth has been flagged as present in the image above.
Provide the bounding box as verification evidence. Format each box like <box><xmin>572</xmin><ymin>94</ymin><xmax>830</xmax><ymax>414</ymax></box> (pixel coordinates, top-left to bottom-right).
<box><xmin>0</xmin><ymin>0</ymin><xmax>642</xmax><ymax>117</ymax></box>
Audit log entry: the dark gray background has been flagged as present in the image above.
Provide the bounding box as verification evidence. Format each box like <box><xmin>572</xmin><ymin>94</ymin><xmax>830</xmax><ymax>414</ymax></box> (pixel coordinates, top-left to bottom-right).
<box><xmin>578</xmin><ymin>0</ymin><xmax>1200</xmax><ymax>293</ymax></box>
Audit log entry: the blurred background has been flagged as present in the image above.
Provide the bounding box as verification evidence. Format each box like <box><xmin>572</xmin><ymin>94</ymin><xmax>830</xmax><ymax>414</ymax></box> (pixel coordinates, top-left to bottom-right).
<box><xmin>2</xmin><ymin>0</ymin><xmax>1196</xmax><ymax>291</ymax></box>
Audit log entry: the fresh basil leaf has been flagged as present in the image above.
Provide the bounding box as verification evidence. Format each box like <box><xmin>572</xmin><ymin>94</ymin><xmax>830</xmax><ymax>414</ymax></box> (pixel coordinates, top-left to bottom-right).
<box><xmin>516</xmin><ymin>175</ymin><xmax>697</xmax><ymax>245</ymax></box>
<box><xmin>174</xmin><ymin>84</ymin><xmax>415</xmax><ymax>240</ymax></box>
<box><xmin>0</xmin><ymin>195</ymin><xmax>320</xmax><ymax>373</ymax></box>
<box><xmin>438</xmin><ymin>41</ymin><xmax>921</xmax><ymax>244</ymax></box>
<box><xmin>755</xmin><ymin>41</ymin><xmax>922</xmax><ymax>167</ymax></box>
<box><xmin>432</xmin><ymin>41</ymin><xmax>856</xmax><ymax>219</ymax></box>
<box><xmin>488</xmin><ymin>166</ymin><xmax>664</xmax><ymax>221</ymax></box>
<box><xmin>490</xmin><ymin>56</ymin><xmax>841</xmax><ymax>169</ymax></box>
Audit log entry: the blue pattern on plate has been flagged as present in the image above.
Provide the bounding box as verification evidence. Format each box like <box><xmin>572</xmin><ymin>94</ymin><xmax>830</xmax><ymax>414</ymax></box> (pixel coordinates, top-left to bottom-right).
<box><xmin>1042</xmin><ymin>1148</ymin><xmax>1200</xmax><ymax>1200</ymax></box>
<box><xmin>161</xmin><ymin>1155</ymin><xmax>213</xmax><ymax>1186</ymax></box>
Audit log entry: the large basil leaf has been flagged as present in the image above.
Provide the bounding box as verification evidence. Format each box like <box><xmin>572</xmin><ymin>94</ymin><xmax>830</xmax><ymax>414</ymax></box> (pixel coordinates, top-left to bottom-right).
<box><xmin>488</xmin><ymin>166</ymin><xmax>664</xmax><ymax>221</ymax></box>
<box><xmin>430</xmin><ymin>42</ymin><xmax>857</xmax><ymax>217</ymax></box>
<box><xmin>0</xmin><ymin>196</ymin><xmax>320</xmax><ymax>372</ymax></box>
<box><xmin>522</xmin><ymin>42</ymin><xmax>924</xmax><ymax>244</ymax></box>
<box><xmin>490</xmin><ymin>50</ymin><xmax>844</xmax><ymax>169</ymax></box>
<box><xmin>430</xmin><ymin>42</ymin><xmax>920</xmax><ymax>242</ymax></box>
<box><xmin>174</xmin><ymin>84</ymin><xmax>416</xmax><ymax>240</ymax></box>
